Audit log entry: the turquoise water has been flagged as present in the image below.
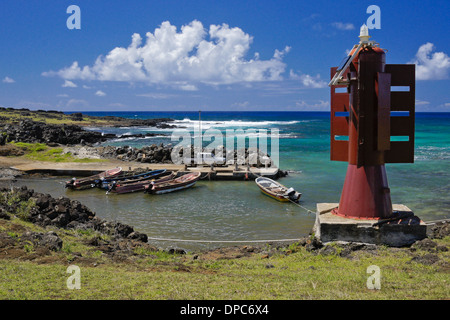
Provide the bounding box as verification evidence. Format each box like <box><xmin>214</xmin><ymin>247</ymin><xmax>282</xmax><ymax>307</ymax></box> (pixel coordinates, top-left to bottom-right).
<box><xmin>13</xmin><ymin>112</ymin><xmax>450</xmax><ymax>251</ymax></box>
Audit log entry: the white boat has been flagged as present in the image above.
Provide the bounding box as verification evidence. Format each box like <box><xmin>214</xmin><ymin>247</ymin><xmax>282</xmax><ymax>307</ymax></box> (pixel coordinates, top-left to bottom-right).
<box><xmin>255</xmin><ymin>177</ymin><xmax>301</xmax><ymax>203</ymax></box>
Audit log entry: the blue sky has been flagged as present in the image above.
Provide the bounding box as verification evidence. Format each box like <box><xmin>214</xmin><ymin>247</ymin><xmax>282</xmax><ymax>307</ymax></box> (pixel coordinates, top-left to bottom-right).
<box><xmin>0</xmin><ymin>0</ymin><xmax>449</xmax><ymax>112</ymax></box>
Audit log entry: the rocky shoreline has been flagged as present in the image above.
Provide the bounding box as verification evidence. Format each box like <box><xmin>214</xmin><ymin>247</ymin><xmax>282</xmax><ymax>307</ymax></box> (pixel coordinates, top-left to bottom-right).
<box><xmin>0</xmin><ymin>185</ymin><xmax>448</xmax><ymax>266</ymax></box>
<box><xmin>0</xmin><ymin>185</ymin><xmax>160</xmax><ymax>263</ymax></box>
<box><xmin>0</xmin><ymin>108</ymin><xmax>447</xmax><ymax>266</ymax></box>
<box><xmin>0</xmin><ymin>108</ymin><xmax>278</xmax><ymax>169</ymax></box>
<box><xmin>0</xmin><ymin>117</ymin><xmax>173</xmax><ymax>146</ymax></box>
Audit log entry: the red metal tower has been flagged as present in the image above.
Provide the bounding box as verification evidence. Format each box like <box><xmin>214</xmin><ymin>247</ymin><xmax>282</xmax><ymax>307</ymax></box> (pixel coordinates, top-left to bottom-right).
<box><xmin>329</xmin><ymin>25</ymin><xmax>415</xmax><ymax>220</ymax></box>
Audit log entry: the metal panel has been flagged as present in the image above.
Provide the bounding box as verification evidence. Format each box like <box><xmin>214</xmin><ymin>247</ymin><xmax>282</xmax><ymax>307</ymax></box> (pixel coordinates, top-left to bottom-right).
<box><xmin>390</xmin><ymin>92</ymin><xmax>415</xmax><ymax>111</ymax></box>
<box><xmin>384</xmin><ymin>64</ymin><xmax>415</xmax><ymax>163</ymax></box>
<box><xmin>376</xmin><ymin>72</ymin><xmax>391</xmax><ymax>151</ymax></box>
<box><xmin>330</xmin><ymin>67</ymin><xmax>350</xmax><ymax>162</ymax></box>
<box><xmin>390</xmin><ymin>116</ymin><xmax>414</xmax><ymax>136</ymax></box>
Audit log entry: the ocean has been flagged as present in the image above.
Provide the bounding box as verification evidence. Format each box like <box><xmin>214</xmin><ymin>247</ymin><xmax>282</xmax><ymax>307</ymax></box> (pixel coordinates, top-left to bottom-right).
<box><xmin>15</xmin><ymin>111</ymin><xmax>450</xmax><ymax>251</ymax></box>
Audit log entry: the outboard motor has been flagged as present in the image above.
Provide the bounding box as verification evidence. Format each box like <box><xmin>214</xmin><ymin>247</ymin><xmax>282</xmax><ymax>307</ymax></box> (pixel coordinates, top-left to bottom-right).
<box><xmin>106</xmin><ymin>181</ymin><xmax>117</xmax><ymax>194</ymax></box>
<box><xmin>65</xmin><ymin>177</ymin><xmax>76</xmax><ymax>189</ymax></box>
<box><xmin>286</xmin><ymin>187</ymin><xmax>301</xmax><ymax>203</ymax></box>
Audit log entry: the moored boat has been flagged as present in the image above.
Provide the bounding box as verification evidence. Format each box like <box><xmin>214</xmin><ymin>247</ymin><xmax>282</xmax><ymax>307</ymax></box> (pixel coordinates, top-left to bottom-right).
<box><xmin>145</xmin><ymin>172</ymin><xmax>201</xmax><ymax>194</ymax></box>
<box><xmin>107</xmin><ymin>172</ymin><xmax>175</xmax><ymax>194</ymax></box>
<box><xmin>255</xmin><ymin>177</ymin><xmax>301</xmax><ymax>203</ymax></box>
<box><xmin>65</xmin><ymin>167</ymin><xmax>122</xmax><ymax>190</ymax></box>
<box><xmin>97</xmin><ymin>169</ymin><xmax>167</xmax><ymax>189</ymax></box>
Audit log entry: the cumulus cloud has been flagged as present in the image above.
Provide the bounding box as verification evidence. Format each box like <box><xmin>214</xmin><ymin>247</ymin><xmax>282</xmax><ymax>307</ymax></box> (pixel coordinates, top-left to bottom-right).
<box><xmin>331</xmin><ymin>22</ymin><xmax>355</xmax><ymax>31</ymax></box>
<box><xmin>62</xmin><ymin>80</ymin><xmax>77</xmax><ymax>87</ymax></box>
<box><xmin>289</xmin><ymin>70</ymin><xmax>327</xmax><ymax>88</ymax></box>
<box><xmin>2</xmin><ymin>76</ymin><xmax>15</xmax><ymax>83</ymax></box>
<box><xmin>66</xmin><ymin>99</ymin><xmax>88</xmax><ymax>108</ymax></box>
<box><xmin>410</xmin><ymin>43</ymin><xmax>450</xmax><ymax>80</ymax></box>
<box><xmin>42</xmin><ymin>20</ymin><xmax>290</xmax><ymax>87</ymax></box>
<box><xmin>95</xmin><ymin>90</ymin><xmax>106</xmax><ymax>96</ymax></box>
<box><xmin>295</xmin><ymin>99</ymin><xmax>329</xmax><ymax>111</ymax></box>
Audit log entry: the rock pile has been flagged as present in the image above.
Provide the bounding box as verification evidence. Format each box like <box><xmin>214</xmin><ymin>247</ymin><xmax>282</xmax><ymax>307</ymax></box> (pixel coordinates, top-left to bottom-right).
<box><xmin>98</xmin><ymin>143</ymin><xmax>173</xmax><ymax>163</ymax></box>
<box><xmin>0</xmin><ymin>186</ymin><xmax>148</xmax><ymax>242</ymax></box>
<box><xmin>97</xmin><ymin>143</ymin><xmax>276</xmax><ymax>167</ymax></box>
<box><xmin>0</xmin><ymin>119</ymin><xmax>115</xmax><ymax>145</ymax></box>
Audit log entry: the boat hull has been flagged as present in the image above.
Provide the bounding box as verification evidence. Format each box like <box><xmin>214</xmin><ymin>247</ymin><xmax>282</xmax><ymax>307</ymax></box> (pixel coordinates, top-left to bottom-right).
<box><xmin>151</xmin><ymin>181</ymin><xmax>197</xmax><ymax>194</ymax></box>
<box><xmin>65</xmin><ymin>167</ymin><xmax>122</xmax><ymax>190</ymax></box>
<box><xmin>100</xmin><ymin>169</ymin><xmax>167</xmax><ymax>190</ymax></box>
<box><xmin>259</xmin><ymin>188</ymin><xmax>290</xmax><ymax>202</ymax></box>
<box><xmin>255</xmin><ymin>176</ymin><xmax>301</xmax><ymax>203</ymax></box>
<box><xmin>147</xmin><ymin>172</ymin><xmax>201</xmax><ymax>195</ymax></box>
<box><xmin>110</xmin><ymin>172</ymin><xmax>175</xmax><ymax>194</ymax></box>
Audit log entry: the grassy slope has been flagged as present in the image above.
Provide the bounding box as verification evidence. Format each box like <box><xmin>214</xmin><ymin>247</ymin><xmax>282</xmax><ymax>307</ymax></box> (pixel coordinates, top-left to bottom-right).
<box><xmin>0</xmin><ymin>109</ymin><xmax>109</xmax><ymax>126</ymax></box>
<box><xmin>0</xmin><ymin>217</ymin><xmax>448</xmax><ymax>300</ymax></box>
<box><xmin>6</xmin><ymin>142</ymin><xmax>105</xmax><ymax>163</ymax></box>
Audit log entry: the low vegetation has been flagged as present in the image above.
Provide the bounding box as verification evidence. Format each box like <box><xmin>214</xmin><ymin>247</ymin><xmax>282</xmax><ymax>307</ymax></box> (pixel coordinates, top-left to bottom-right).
<box><xmin>7</xmin><ymin>142</ymin><xmax>105</xmax><ymax>163</ymax></box>
<box><xmin>0</xmin><ymin>209</ymin><xmax>448</xmax><ymax>300</ymax></box>
<box><xmin>0</xmin><ymin>108</ymin><xmax>109</xmax><ymax>126</ymax></box>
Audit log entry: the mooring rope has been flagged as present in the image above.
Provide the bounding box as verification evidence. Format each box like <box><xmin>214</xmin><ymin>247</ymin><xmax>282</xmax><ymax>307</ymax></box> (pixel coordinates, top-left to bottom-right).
<box><xmin>146</xmin><ymin>237</ymin><xmax>301</xmax><ymax>243</ymax></box>
<box><xmin>287</xmin><ymin>198</ymin><xmax>316</xmax><ymax>214</ymax></box>
<box><xmin>424</xmin><ymin>218</ymin><xmax>450</xmax><ymax>225</ymax></box>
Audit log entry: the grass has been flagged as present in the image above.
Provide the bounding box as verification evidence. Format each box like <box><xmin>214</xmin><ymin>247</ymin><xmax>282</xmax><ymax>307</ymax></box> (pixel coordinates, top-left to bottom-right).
<box><xmin>0</xmin><ymin>189</ymin><xmax>448</xmax><ymax>300</ymax></box>
<box><xmin>7</xmin><ymin>142</ymin><xmax>106</xmax><ymax>163</ymax></box>
<box><xmin>0</xmin><ymin>243</ymin><xmax>448</xmax><ymax>300</ymax></box>
<box><xmin>0</xmin><ymin>214</ymin><xmax>448</xmax><ymax>300</ymax></box>
<box><xmin>0</xmin><ymin>109</ymin><xmax>110</xmax><ymax>127</ymax></box>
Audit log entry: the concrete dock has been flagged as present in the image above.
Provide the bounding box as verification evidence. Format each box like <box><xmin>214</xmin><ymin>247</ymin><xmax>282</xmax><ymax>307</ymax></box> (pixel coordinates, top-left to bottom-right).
<box><xmin>314</xmin><ymin>203</ymin><xmax>427</xmax><ymax>247</ymax></box>
<box><xmin>9</xmin><ymin>159</ymin><xmax>281</xmax><ymax>180</ymax></box>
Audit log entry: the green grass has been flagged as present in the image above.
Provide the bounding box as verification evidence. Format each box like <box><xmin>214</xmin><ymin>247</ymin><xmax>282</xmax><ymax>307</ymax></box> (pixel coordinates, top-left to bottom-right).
<box><xmin>7</xmin><ymin>142</ymin><xmax>106</xmax><ymax>163</ymax></box>
<box><xmin>0</xmin><ymin>215</ymin><xmax>448</xmax><ymax>300</ymax></box>
<box><xmin>0</xmin><ymin>196</ymin><xmax>448</xmax><ymax>300</ymax></box>
<box><xmin>0</xmin><ymin>109</ymin><xmax>109</xmax><ymax>126</ymax></box>
<box><xmin>0</xmin><ymin>242</ymin><xmax>448</xmax><ymax>300</ymax></box>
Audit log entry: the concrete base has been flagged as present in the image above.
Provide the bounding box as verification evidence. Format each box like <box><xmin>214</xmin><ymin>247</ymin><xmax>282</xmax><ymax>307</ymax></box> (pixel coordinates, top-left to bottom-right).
<box><xmin>314</xmin><ymin>203</ymin><xmax>427</xmax><ymax>247</ymax></box>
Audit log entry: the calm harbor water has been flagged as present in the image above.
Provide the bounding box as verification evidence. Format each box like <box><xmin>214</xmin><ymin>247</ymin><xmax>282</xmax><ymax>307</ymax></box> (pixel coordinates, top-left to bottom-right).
<box><xmin>9</xmin><ymin>111</ymin><xmax>450</xmax><ymax>251</ymax></box>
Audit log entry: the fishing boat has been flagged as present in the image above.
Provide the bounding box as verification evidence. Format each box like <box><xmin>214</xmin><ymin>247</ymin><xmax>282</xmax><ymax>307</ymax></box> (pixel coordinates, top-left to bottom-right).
<box><xmin>65</xmin><ymin>167</ymin><xmax>122</xmax><ymax>190</ymax></box>
<box><xmin>145</xmin><ymin>172</ymin><xmax>201</xmax><ymax>194</ymax></box>
<box><xmin>97</xmin><ymin>169</ymin><xmax>167</xmax><ymax>189</ymax></box>
<box><xmin>255</xmin><ymin>177</ymin><xmax>301</xmax><ymax>203</ymax></box>
<box><xmin>107</xmin><ymin>172</ymin><xmax>175</xmax><ymax>194</ymax></box>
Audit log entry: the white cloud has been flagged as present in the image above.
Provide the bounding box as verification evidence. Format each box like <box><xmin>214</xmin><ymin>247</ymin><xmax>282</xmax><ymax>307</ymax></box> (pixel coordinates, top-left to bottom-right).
<box><xmin>66</xmin><ymin>99</ymin><xmax>88</xmax><ymax>108</ymax></box>
<box><xmin>289</xmin><ymin>70</ymin><xmax>327</xmax><ymax>88</ymax></box>
<box><xmin>231</xmin><ymin>101</ymin><xmax>250</xmax><ymax>108</ymax></box>
<box><xmin>415</xmin><ymin>99</ymin><xmax>430</xmax><ymax>106</ymax></box>
<box><xmin>95</xmin><ymin>90</ymin><xmax>106</xmax><ymax>96</ymax></box>
<box><xmin>137</xmin><ymin>93</ymin><xmax>177</xmax><ymax>99</ymax></box>
<box><xmin>2</xmin><ymin>76</ymin><xmax>15</xmax><ymax>83</ymax></box>
<box><xmin>43</xmin><ymin>20</ymin><xmax>290</xmax><ymax>87</ymax></box>
<box><xmin>178</xmin><ymin>84</ymin><xmax>198</xmax><ymax>91</ymax></box>
<box><xmin>62</xmin><ymin>80</ymin><xmax>77</xmax><ymax>87</ymax></box>
<box><xmin>410</xmin><ymin>43</ymin><xmax>450</xmax><ymax>80</ymax></box>
<box><xmin>295</xmin><ymin>99</ymin><xmax>329</xmax><ymax>111</ymax></box>
<box><xmin>331</xmin><ymin>22</ymin><xmax>355</xmax><ymax>31</ymax></box>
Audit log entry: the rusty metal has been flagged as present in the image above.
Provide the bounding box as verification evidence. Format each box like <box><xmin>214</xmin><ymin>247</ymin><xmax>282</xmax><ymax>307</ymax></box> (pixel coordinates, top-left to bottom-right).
<box><xmin>329</xmin><ymin>40</ymin><xmax>415</xmax><ymax>219</ymax></box>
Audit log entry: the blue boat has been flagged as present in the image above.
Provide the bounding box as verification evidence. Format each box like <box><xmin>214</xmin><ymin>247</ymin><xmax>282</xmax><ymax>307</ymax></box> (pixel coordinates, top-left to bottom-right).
<box><xmin>96</xmin><ymin>169</ymin><xmax>167</xmax><ymax>189</ymax></box>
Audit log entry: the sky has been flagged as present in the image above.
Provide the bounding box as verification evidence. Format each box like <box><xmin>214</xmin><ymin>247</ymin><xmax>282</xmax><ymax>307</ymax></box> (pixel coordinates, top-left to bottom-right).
<box><xmin>0</xmin><ymin>0</ymin><xmax>449</xmax><ymax>112</ymax></box>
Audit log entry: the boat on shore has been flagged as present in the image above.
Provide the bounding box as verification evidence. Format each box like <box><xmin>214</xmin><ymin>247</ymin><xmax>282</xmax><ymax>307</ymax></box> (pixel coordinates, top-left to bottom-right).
<box><xmin>97</xmin><ymin>169</ymin><xmax>167</xmax><ymax>189</ymax></box>
<box><xmin>145</xmin><ymin>172</ymin><xmax>201</xmax><ymax>194</ymax></box>
<box><xmin>255</xmin><ymin>177</ymin><xmax>301</xmax><ymax>203</ymax></box>
<box><xmin>65</xmin><ymin>167</ymin><xmax>122</xmax><ymax>190</ymax></box>
<box><xmin>107</xmin><ymin>172</ymin><xmax>175</xmax><ymax>194</ymax></box>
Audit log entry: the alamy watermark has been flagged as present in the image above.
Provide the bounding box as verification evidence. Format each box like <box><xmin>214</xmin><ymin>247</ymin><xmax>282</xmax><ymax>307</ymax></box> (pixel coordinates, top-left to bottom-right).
<box><xmin>66</xmin><ymin>265</ymin><xmax>81</xmax><ymax>290</ymax></box>
<box><xmin>66</xmin><ymin>5</ymin><xmax>81</xmax><ymax>30</ymax></box>
<box><xmin>367</xmin><ymin>265</ymin><xmax>381</xmax><ymax>290</ymax></box>
<box><xmin>169</xmin><ymin>128</ymin><xmax>279</xmax><ymax>170</ymax></box>
<box><xmin>366</xmin><ymin>5</ymin><xmax>381</xmax><ymax>29</ymax></box>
